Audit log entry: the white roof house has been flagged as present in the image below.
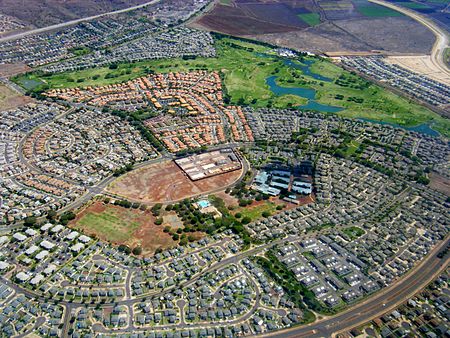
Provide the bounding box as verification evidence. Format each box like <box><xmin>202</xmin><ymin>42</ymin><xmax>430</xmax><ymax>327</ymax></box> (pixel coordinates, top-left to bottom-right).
<box><xmin>25</xmin><ymin>229</ymin><xmax>38</xmax><ymax>237</ymax></box>
<box><xmin>25</xmin><ymin>245</ymin><xmax>39</xmax><ymax>256</ymax></box>
<box><xmin>70</xmin><ymin>243</ymin><xmax>84</xmax><ymax>252</ymax></box>
<box><xmin>40</xmin><ymin>240</ymin><xmax>55</xmax><ymax>250</ymax></box>
<box><xmin>30</xmin><ymin>274</ymin><xmax>44</xmax><ymax>285</ymax></box>
<box><xmin>78</xmin><ymin>235</ymin><xmax>91</xmax><ymax>243</ymax></box>
<box><xmin>35</xmin><ymin>250</ymin><xmax>49</xmax><ymax>261</ymax></box>
<box><xmin>16</xmin><ymin>271</ymin><xmax>31</xmax><ymax>282</ymax></box>
<box><xmin>0</xmin><ymin>262</ymin><xmax>9</xmax><ymax>270</ymax></box>
<box><xmin>43</xmin><ymin>264</ymin><xmax>57</xmax><ymax>276</ymax></box>
<box><xmin>65</xmin><ymin>231</ymin><xmax>79</xmax><ymax>241</ymax></box>
<box><xmin>0</xmin><ymin>236</ymin><xmax>9</xmax><ymax>246</ymax></box>
<box><xmin>13</xmin><ymin>233</ymin><xmax>27</xmax><ymax>242</ymax></box>
<box><xmin>41</xmin><ymin>223</ymin><xmax>53</xmax><ymax>231</ymax></box>
<box><xmin>51</xmin><ymin>224</ymin><xmax>64</xmax><ymax>233</ymax></box>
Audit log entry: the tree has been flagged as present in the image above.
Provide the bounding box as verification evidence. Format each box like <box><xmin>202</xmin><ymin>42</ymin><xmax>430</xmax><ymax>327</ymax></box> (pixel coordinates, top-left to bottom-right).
<box><xmin>24</xmin><ymin>216</ymin><xmax>37</xmax><ymax>227</ymax></box>
<box><xmin>262</xmin><ymin>211</ymin><xmax>271</xmax><ymax>218</ymax></box>
<box><xmin>241</xmin><ymin>216</ymin><xmax>251</xmax><ymax>224</ymax></box>
<box><xmin>132</xmin><ymin>247</ymin><xmax>142</xmax><ymax>256</ymax></box>
<box><xmin>46</xmin><ymin>210</ymin><xmax>57</xmax><ymax>221</ymax></box>
<box><xmin>118</xmin><ymin>245</ymin><xmax>131</xmax><ymax>254</ymax></box>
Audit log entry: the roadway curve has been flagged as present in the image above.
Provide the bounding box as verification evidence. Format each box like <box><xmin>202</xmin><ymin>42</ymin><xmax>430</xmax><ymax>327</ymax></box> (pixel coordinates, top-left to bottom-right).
<box><xmin>263</xmin><ymin>236</ymin><xmax>450</xmax><ymax>338</ymax></box>
<box><xmin>368</xmin><ymin>0</ymin><xmax>449</xmax><ymax>76</ymax></box>
<box><xmin>0</xmin><ymin>0</ymin><xmax>162</xmax><ymax>43</ymax></box>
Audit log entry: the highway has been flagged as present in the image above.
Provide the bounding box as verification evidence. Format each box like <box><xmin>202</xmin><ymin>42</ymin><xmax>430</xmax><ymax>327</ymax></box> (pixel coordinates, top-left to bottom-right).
<box><xmin>263</xmin><ymin>236</ymin><xmax>450</xmax><ymax>338</ymax></box>
<box><xmin>0</xmin><ymin>0</ymin><xmax>162</xmax><ymax>43</ymax></box>
<box><xmin>369</xmin><ymin>0</ymin><xmax>449</xmax><ymax>76</ymax></box>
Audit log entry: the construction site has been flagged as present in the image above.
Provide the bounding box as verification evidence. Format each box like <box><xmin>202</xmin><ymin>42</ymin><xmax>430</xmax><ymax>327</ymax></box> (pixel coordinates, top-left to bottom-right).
<box><xmin>175</xmin><ymin>148</ymin><xmax>242</xmax><ymax>181</ymax></box>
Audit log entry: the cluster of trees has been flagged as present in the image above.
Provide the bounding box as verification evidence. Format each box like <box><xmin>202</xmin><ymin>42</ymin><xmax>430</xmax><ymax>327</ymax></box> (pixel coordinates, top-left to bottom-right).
<box><xmin>163</xmin><ymin>226</ymin><xmax>197</xmax><ymax>245</ymax></box>
<box><xmin>109</xmin><ymin>109</ymin><xmax>164</xmax><ymax>152</ymax></box>
<box><xmin>118</xmin><ymin>244</ymin><xmax>142</xmax><ymax>256</ymax></box>
<box><xmin>112</xmin><ymin>163</ymin><xmax>134</xmax><ymax>177</ymax></box>
<box><xmin>256</xmin><ymin>250</ymin><xmax>337</xmax><ymax>320</ymax></box>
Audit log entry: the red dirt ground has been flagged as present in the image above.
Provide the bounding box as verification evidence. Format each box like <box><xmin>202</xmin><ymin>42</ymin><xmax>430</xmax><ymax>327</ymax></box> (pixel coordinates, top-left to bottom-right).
<box><xmin>0</xmin><ymin>63</ymin><xmax>31</xmax><ymax>77</ymax></box>
<box><xmin>107</xmin><ymin>160</ymin><xmax>243</xmax><ymax>204</ymax></box>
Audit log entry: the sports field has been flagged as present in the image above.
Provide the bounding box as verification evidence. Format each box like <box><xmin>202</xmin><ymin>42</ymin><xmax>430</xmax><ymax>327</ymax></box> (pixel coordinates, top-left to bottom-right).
<box><xmin>71</xmin><ymin>202</ymin><xmax>177</xmax><ymax>255</ymax></box>
<box><xmin>13</xmin><ymin>36</ymin><xmax>450</xmax><ymax>136</ymax></box>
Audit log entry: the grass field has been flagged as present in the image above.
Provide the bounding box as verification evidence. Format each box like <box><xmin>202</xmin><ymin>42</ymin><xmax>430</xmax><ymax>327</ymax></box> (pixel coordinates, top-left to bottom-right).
<box><xmin>76</xmin><ymin>207</ymin><xmax>141</xmax><ymax>243</ymax></box>
<box><xmin>13</xmin><ymin>36</ymin><xmax>449</xmax><ymax>136</ymax></box>
<box><xmin>298</xmin><ymin>13</ymin><xmax>321</xmax><ymax>26</ymax></box>
<box><xmin>342</xmin><ymin>226</ymin><xmax>365</xmax><ymax>240</ymax></box>
<box><xmin>72</xmin><ymin>202</ymin><xmax>177</xmax><ymax>254</ymax></box>
<box><xmin>235</xmin><ymin>201</ymin><xmax>278</xmax><ymax>221</ymax></box>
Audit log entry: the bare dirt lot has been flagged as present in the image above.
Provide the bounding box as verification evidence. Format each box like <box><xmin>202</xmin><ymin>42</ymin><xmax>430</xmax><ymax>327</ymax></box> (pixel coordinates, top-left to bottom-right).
<box><xmin>385</xmin><ymin>55</ymin><xmax>450</xmax><ymax>86</ymax></box>
<box><xmin>429</xmin><ymin>172</ymin><xmax>450</xmax><ymax>196</ymax></box>
<box><xmin>0</xmin><ymin>63</ymin><xmax>31</xmax><ymax>77</ymax></box>
<box><xmin>70</xmin><ymin>201</ymin><xmax>177</xmax><ymax>256</ymax></box>
<box><xmin>0</xmin><ymin>84</ymin><xmax>33</xmax><ymax>110</ymax></box>
<box><xmin>245</xmin><ymin>16</ymin><xmax>434</xmax><ymax>54</ymax></box>
<box><xmin>107</xmin><ymin>160</ymin><xmax>243</xmax><ymax>204</ymax></box>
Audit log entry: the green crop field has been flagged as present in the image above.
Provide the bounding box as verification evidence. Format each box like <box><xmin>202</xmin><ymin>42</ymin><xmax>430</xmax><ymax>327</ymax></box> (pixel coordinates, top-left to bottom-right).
<box><xmin>357</xmin><ymin>5</ymin><xmax>403</xmax><ymax>17</ymax></box>
<box><xmin>298</xmin><ymin>13</ymin><xmax>321</xmax><ymax>26</ymax></box>
<box><xmin>14</xmin><ymin>35</ymin><xmax>450</xmax><ymax>136</ymax></box>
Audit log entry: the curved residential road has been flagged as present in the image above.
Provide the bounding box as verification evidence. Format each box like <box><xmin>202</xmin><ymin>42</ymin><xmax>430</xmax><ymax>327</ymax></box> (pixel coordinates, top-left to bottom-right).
<box><xmin>263</xmin><ymin>237</ymin><xmax>450</xmax><ymax>338</ymax></box>
<box><xmin>369</xmin><ymin>0</ymin><xmax>449</xmax><ymax>76</ymax></box>
<box><xmin>0</xmin><ymin>0</ymin><xmax>162</xmax><ymax>43</ymax></box>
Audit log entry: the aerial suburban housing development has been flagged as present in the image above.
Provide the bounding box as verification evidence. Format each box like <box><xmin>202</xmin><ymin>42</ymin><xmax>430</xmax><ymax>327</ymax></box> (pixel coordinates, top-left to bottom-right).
<box><xmin>0</xmin><ymin>0</ymin><xmax>448</xmax><ymax>337</ymax></box>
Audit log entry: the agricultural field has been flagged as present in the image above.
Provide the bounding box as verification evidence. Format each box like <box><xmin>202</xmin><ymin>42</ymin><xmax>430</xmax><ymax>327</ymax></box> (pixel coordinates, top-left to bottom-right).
<box><xmin>70</xmin><ymin>201</ymin><xmax>177</xmax><ymax>255</ymax></box>
<box><xmin>298</xmin><ymin>13</ymin><xmax>321</xmax><ymax>26</ymax></box>
<box><xmin>386</xmin><ymin>0</ymin><xmax>450</xmax><ymax>31</ymax></box>
<box><xmin>13</xmin><ymin>36</ymin><xmax>450</xmax><ymax>135</ymax></box>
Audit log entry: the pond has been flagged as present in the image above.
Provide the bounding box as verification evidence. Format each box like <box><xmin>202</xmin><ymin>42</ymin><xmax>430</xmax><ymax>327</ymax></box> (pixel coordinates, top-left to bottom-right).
<box><xmin>358</xmin><ymin>118</ymin><xmax>440</xmax><ymax>137</ymax></box>
<box><xmin>282</xmin><ymin>59</ymin><xmax>333</xmax><ymax>82</ymax></box>
<box><xmin>266</xmin><ymin>75</ymin><xmax>343</xmax><ymax>113</ymax></box>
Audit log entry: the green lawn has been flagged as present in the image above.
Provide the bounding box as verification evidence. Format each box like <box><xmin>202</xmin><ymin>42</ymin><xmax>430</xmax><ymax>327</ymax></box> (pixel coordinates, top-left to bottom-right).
<box><xmin>298</xmin><ymin>13</ymin><xmax>321</xmax><ymax>26</ymax></box>
<box><xmin>14</xmin><ymin>35</ymin><xmax>450</xmax><ymax>136</ymax></box>
<box><xmin>77</xmin><ymin>208</ymin><xmax>141</xmax><ymax>243</ymax></box>
<box><xmin>344</xmin><ymin>140</ymin><xmax>361</xmax><ymax>157</ymax></box>
<box><xmin>342</xmin><ymin>226</ymin><xmax>365</xmax><ymax>240</ymax></box>
<box><xmin>236</xmin><ymin>201</ymin><xmax>278</xmax><ymax>221</ymax></box>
